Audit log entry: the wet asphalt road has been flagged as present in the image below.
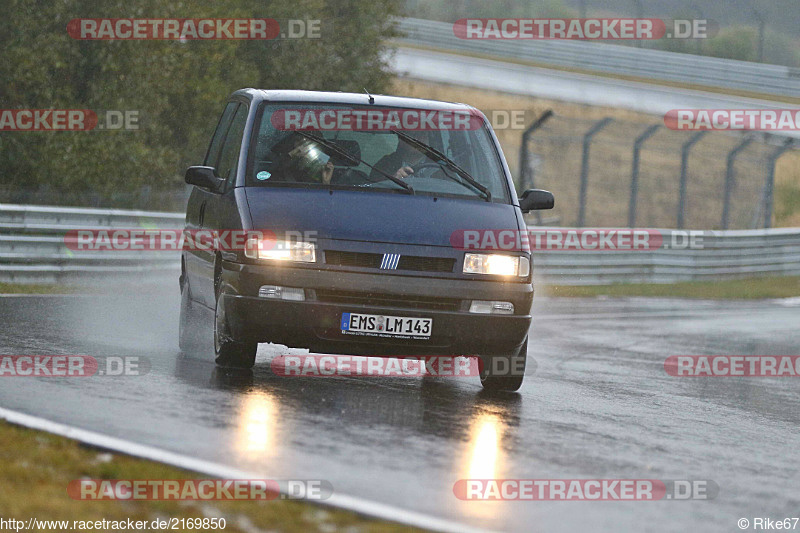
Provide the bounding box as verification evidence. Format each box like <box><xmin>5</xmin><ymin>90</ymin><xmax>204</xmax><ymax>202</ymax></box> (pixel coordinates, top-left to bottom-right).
<box><xmin>0</xmin><ymin>280</ymin><xmax>798</xmax><ymax>532</ymax></box>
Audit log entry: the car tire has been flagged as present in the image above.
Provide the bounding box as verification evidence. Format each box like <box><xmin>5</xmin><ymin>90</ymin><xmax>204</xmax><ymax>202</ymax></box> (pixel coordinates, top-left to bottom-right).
<box><xmin>178</xmin><ymin>272</ymin><xmax>197</xmax><ymax>352</ymax></box>
<box><xmin>480</xmin><ymin>337</ymin><xmax>527</xmax><ymax>392</ymax></box>
<box><xmin>213</xmin><ymin>290</ymin><xmax>257</xmax><ymax>369</ymax></box>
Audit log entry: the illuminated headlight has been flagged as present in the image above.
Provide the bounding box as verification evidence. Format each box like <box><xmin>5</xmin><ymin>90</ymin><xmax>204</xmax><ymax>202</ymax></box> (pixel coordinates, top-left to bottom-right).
<box><xmin>245</xmin><ymin>237</ymin><xmax>316</xmax><ymax>263</ymax></box>
<box><xmin>463</xmin><ymin>253</ymin><xmax>529</xmax><ymax>277</ymax></box>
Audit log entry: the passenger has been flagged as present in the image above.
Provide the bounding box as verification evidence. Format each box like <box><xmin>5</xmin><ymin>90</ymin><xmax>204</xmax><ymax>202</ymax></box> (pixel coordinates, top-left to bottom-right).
<box><xmin>273</xmin><ymin>133</ymin><xmax>334</xmax><ymax>184</ymax></box>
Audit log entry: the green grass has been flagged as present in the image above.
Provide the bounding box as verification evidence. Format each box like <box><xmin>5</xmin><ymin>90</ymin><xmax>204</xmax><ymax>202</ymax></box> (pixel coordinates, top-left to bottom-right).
<box><xmin>776</xmin><ymin>180</ymin><xmax>800</xmax><ymax>227</ymax></box>
<box><xmin>545</xmin><ymin>276</ymin><xmax>800</xmax><ymax>299</ymax></box>
<box><xmin>0</xmin><ymin>282</ymin><xmax>74</xmax><ymax>294</ymax></box>
<box><xmin>0</xmin><ymin>420</ymin><xmax>424</xmax><ymax>532</ymax></box>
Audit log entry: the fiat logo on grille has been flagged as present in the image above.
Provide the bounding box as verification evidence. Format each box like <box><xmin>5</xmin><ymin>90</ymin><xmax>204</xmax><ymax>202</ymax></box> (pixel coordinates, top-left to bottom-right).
<box><xmin>380</xmin><ymin>253</ymin><xmax>400</xmax><ymax>270</ymax></box>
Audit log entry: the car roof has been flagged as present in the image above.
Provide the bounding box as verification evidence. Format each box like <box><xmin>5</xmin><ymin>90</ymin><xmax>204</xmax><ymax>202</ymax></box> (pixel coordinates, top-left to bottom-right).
<box><xmin>231</xmin><ymin>88</ymin><xmax>479</xmax><ymax>113</ymax></box>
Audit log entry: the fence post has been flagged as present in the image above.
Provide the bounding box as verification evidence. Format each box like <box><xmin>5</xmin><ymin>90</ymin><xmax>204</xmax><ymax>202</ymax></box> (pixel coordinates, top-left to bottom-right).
<box><xmin>518</xmin><ymin>110</ymin><xmax>554</xmax><ymax>225</ymax></box>
<box><xmin>628</xmin><ymin>124</ymin><xmax>660</xmax><ymax>227</ymax></box>
<box><xmin>676</xmin><ymin>130</ymin><xmax>707</xmax><ymax>229</ymax></box>
<box><xmin>763</xmin><ymin>138</ymin><xmax>794</xmax><ymax>228</ymax></box>
<box><xmin>518</xmin><ymin>110</ymin><xmax>554</xmax><ymax>190</ymax></box>
<box><xmin>721</xmin><ymin>135</ymin><xmax>754</xmax><ymax>230</ymax></box>
<box><xmin>577</xmin><ymin>117</ymin><xmax>613</xmax><ymax>227</ymax></box>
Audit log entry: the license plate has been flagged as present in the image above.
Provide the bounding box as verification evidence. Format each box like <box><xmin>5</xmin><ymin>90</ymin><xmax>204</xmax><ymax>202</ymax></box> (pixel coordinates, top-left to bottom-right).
<box><xmin>340</xmin><ymin>313</ymin><xmax>432</xmax><ymax>339</ymax></box>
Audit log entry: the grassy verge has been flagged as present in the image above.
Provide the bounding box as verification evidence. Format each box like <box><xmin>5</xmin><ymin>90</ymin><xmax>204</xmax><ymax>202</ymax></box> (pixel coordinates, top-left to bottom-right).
<box><xmin>544</xmin><ymin>276</ymin><xmax>800</xmax><ymax>299</ymax></box>
<box><xmin>0</xmin><ymin>420</ymin><xmax>423</xmax><ymax>532</ymax></box>
<box><xmin>0</xmin><ymin>283</ymin><xmax>75</xmax><ymax>295</ymax></box>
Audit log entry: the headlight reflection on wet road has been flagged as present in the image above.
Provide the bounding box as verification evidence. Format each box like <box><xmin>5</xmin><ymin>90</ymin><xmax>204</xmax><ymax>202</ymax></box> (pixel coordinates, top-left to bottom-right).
<box><xmin>236</xmin><ymin>391</ymin><xmax>279</xmax><ymax>457</ymax></box>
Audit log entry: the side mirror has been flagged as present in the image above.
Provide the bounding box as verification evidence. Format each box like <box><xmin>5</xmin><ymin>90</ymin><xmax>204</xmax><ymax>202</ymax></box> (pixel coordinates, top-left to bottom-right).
<box><xmin>519</xmin><ymin>189</ymin><xmax>555</xmax><ymax>212</ymax></box>
<box><xmin>185</xmin><ymin>166</ymin><xmax>224</xmax><ymax>192</ymax></box>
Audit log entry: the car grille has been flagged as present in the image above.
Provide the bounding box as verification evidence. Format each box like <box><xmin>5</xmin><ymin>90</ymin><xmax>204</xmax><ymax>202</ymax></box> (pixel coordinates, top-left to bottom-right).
<box><xmin>325</xmin><ymin>250</ymin><xmax>455</xmax><ymax>273</ymax></box>
<box><xmin>325</xmin><ymin>250</ymin><xmax>382</xmax><ymax>268</ymax></box>
<box><xmin>314</xmin><ymin>289</ymin><xmax>461</xmax><ymax>312</ymax></box>
<box><xmin>397</xmin><ymin>255</ymin><xmax>455</xmax><ymax>272</ymax></box>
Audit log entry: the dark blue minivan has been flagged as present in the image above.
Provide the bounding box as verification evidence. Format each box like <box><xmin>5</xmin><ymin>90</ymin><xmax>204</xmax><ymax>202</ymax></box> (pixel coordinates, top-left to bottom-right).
<box><xmin>179</xmin><ymin>89</ymin><xmax>553</xmax><ymax>391</ymax></box>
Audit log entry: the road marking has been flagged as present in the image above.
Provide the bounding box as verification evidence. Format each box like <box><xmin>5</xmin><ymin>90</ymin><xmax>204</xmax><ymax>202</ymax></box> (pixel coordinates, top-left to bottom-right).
<box><xmin>773</xmin><ymin>297</ymin><xmax>800</xmax><ymax>307</ymax></box>
<box><xmin>0</xmin><ymin>406</ymin><xmax>493</xmax><ymax>533</ymax></box>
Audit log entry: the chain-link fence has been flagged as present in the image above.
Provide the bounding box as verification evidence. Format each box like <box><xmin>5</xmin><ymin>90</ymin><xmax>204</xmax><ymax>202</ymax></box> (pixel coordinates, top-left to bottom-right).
<box><xmin>4</xmin><ymin>120</ymin><xmax>796</xmax><ymax>231</ymax></box>
<box><xmin>520</xmin><ymin>113</ymin><xmax>796</xmax><ymax>229</ymax></box>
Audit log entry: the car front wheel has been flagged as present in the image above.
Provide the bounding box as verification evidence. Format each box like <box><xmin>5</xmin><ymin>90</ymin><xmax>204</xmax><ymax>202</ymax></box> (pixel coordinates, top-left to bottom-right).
<box><xmin>213</xmin><ymin>291</ymin><xmax>257</xmax><ymax>369</ymax></box>
<box><xmin>178</xmin><ymin>273</ymin><xmax>199</xmax><ymax>352</ymax></box>
<box><xmin>480</xmin><ymin>337</ymin><xmax>527</xmax><ymax>392</ymax></box>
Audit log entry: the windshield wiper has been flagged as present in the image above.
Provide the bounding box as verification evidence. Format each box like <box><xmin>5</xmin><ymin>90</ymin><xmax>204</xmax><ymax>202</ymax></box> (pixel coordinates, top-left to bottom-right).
<box><xmin>389</xmin><ymin>129</ymin><xmax>491</xmax><ymax>201</ymax></box>
<box><xmin>294</xmin><ymin>131</ymin><xmax>414</xmax><ymax>195</ymax></box>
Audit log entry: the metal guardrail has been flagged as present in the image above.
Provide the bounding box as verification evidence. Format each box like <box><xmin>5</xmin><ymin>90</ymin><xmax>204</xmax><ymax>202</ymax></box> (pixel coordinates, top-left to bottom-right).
<box><xmin>1</xmin><ymin>204</ymin><xmax>799</xmax><ymax>285</ymax></box>
<box><xmin>0</xmin><ymin>204</ymin><xmax>182</xmax><ymax>284</ymax></box>
<box><xmin>534</xmin><ymin>229</ymin><xmax>800</xmax><ymax>285</ymax></box>
<box><xmin>396</xmin><ymin>18</ymin><xmax>800</xmax><ymax>99</ymax></box>
<box><xmin>0</xmin><ymin>203</ymin><xmax>184</xmax><ymax>231</ymax></box>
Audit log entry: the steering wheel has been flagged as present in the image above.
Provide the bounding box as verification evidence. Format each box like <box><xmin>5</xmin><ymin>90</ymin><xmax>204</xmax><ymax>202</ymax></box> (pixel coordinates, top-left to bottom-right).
<box><xmin>411</xmin><ymin>162</ymin><xmax>449</xmax><ymax>179</ymax></box>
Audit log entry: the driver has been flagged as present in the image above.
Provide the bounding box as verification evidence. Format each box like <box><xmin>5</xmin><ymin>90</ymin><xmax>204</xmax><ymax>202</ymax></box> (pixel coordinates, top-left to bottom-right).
<box><xmin>272</xmin><ymin>132</ymin><xmax>334</xmax><ymax>184</ymax></box>
<box><xmin>370</xmin><ymin>129</ymin><xmax>434</xmax><ymax>181</ymax></box>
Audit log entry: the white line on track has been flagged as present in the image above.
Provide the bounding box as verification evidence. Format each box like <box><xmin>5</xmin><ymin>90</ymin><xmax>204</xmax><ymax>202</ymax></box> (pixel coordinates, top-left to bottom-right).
<box><xmin>0</xmin><ymin>406</ymin><xmax>492</xmax><ymax>533</ymax></box>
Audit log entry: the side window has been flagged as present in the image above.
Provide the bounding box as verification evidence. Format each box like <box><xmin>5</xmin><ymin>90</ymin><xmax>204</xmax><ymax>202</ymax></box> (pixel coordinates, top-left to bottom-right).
<box><xmin>204</xmin><ymin>102</ymin><xmax>238</xmax><ymax>168</ymax></box>
<box><xmin>215</xmin><ymin>104</ymin><xmax>248</xmax><ymax>188</ymax></box>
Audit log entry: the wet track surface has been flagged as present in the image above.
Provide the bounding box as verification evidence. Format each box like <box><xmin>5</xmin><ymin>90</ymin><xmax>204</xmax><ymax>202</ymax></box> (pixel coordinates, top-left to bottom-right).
<box><xmin>1</xmin><ymin>281</ymin><xmax>799</xmax><ymax>532</ymax></box>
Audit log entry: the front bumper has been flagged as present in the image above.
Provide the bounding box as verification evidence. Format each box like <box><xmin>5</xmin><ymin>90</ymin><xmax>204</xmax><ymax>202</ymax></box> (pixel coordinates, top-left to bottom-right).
<box><xmin>221</xmin><ymin>260</ymin><xmax>532</xmax><ymax>356</ymax></box>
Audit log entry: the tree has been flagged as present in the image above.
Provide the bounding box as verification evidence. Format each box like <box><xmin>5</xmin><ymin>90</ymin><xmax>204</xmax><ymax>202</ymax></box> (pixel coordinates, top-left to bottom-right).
<box><xmin>0</xmin><ymin>0</ymin><xmax>400</xmax><ymax>208</ymax></box>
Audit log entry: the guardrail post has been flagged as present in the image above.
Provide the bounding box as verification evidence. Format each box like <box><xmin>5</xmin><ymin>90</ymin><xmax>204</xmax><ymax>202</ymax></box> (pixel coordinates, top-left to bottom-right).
<box><xmin>628</xmin><ymin>124</ymin><xmax>660</xmax><ymax>227</ymax></box>
<box><xmin>763</xmin><ymin>138</ymin><xmax>794</xmax><ymax>229</ymax></box>
<box><xmin>676</xmin><ymin>130</ymin><xmax>707</xmax><ymax>229</ymax></box>
<box><xmin>721</xmin><ymin>135</ymin><xmax>754</xmax><ymax>230</ymax></box>
<box><xmin>577</xmin><ymin>117</ymin><xmax>613</xmax><ymax>227</ymax></box>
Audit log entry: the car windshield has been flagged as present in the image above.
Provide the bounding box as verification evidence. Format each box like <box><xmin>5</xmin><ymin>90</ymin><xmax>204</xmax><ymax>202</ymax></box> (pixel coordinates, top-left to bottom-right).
<box><xmin>247</xmin><ymin>103</ymin><xmax>511</xmax><ymax>202</ymax></box>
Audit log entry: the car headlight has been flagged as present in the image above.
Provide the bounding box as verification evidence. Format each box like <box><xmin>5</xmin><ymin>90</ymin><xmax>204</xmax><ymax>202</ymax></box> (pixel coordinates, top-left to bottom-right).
<box><xmin>463</xmin><ymin>253</ymin><xmax>529</xmax><ymax>277</ymax></box>
<box><xmin>245</xmin><ymin>237</ymin><xmax>316</xmax><ymax>263</ymax></box>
